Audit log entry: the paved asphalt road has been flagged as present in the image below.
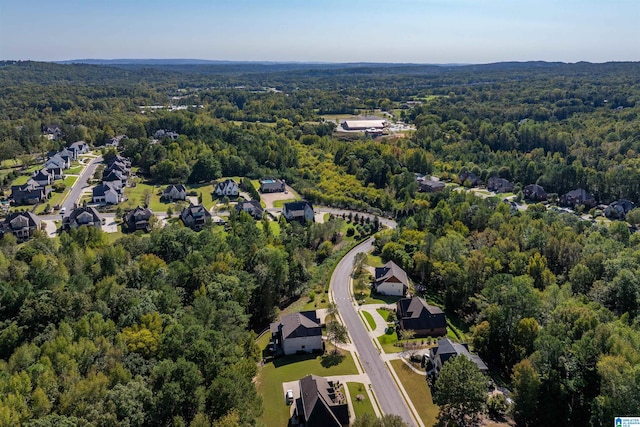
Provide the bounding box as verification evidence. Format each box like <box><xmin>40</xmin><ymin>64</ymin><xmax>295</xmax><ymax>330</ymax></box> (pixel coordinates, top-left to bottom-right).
<box><xmin>61</xmin><ymin>156</ymin><xmax>102</xmax><ymax>212</ymax></box>
<box><xmin>331</xmin><ymin>237</ymin><xmax>417</xmax><ymax>427</ymax></box>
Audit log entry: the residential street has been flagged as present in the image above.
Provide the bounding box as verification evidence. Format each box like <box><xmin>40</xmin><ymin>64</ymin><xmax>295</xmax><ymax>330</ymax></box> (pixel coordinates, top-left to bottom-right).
<box><xmin>61</xmin><ymin>155</ymin><xmax>102</xmax><ymax>211</ymax></box>
<box><xmin>330</xmin><ymin>237</ymin><xmax>419</xmax><ymax>427</ymax></box>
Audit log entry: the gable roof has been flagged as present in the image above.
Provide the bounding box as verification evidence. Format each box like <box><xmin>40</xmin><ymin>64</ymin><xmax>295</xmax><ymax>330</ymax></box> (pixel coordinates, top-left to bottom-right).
<box><xmin>63</xmin><ymin>207</ymin><xmax>101</xmax><ymax>227</ymax></box>
<box><xmin>235</xmin><ymin>199</ymin><xmax>263</xmax><ymax>217</ymax></box>
<box><xmin>32</xmin><ymin>169</ymin><xmax>52</xmax><ymax>181</ymax></box>
<box><xmin>375</xmin><ymin>260</ymin><xmax>408</xmax><ymax>286</ymax></box>
<box><xmin>4</xmin><ymin>211</ymin><xmax>41</xmax><ymax>229</ymax></box>
<box><xmin>270</xmin><ymin>311</ymin><xmax>321</xmax><ymax>340</ymax></box>
<box><xmin>163</xmin><ymin>184</ymin><xmax>186</xmax><ymax>194</ymax></box>
<box><xmin>298</xmin><ymin>375</ymin><xmax>349</xmax><ymax>427</ymax></box>
<box><xmin>433</xmin><ymin>338</ymin><xmax>488</xmax><ymax>372</ymax></box>
<box><xmin>93</xmin><ymin>182</ymin><xmax>119</xmax><ymax>197</ymax></box>
<box><xmin>181</xmin><ymin>203</ymin><xmax>211</xmax><ymax>221</ymax></box>
<box><xmin>397</xmin><ymin>297</ymin><xmax>446</xmax><ymax>330</ymax></box>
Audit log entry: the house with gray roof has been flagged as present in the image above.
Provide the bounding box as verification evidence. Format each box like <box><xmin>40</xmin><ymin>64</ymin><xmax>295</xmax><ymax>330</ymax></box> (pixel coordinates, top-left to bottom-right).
<box><xmin>374</xmin><ymin>260</ymin><xmax>408</xmax><ymax>296</ymax></box>
<box><xmin>604</xmin><ymin>199</ymin><xmax>635</xmax><ymax>220</ymax></box>
<box><xmin>101</xmin><ymin>170</ymin><xmax>126</xmax><ymax>190</ymax></box>
<box><xmin>523</xmin><ymin>184</ymin><xmax>547</xmax><ymax>201</ymax></box>
<box><xmin>69</xmin><ymin>141</ymin><xmax>89</xmax><ymax>157</ymax></box>
<box><xmin>162</xmin><ymin>184</ymin><xmax>187</xmax><ymax>202</ymax></box>
<box><xmin>426</xmin><ymin>338</ymin><xmax>488</xmax><ymax>376</ymax></box>
<box><xmin>124</xmin><ymin>206</ymin><xmax>154</xmax><ymax>233</ymax></box>
<box><xmin>292</xmin><ymin>375</ymin><xmax>349</xmax><ymax>427</ymax></box>
<box><xmin>32</xmin><ymin>169</ymin><xmax>53</xmax><ymax>187</ymax></box>
<box><xmin>180</xmin><ymin>203</ymin><xmax>211</xmax><ymax>231</ymax></box>
<box><xmin>214</xmin><ymin>179</ymin><xmax>239</xmax><ymax>197</ymax></box>
<box><xmin>92</xmin><ymin>182</ymin><xmax>123</xmax><ymax>205</ymax></box>
<box><xmin>259</xmin><ymin>178</ymin><xmax>285</xmax><ymax>193</ymax></box>
<box><xmin>487</xmin><ymin>177</ymin><xmax>515</xmax><ymax>193</ymax></box>
<box><xmin>418</xmin><ymin>179</ymin><xmax>445</xmax><ymax>193</ymax></box>
<box><xmin>270</xmin><ymin>311</ymin><xmax>323</xmax><ymax>355</ymax></box>
<box><xmin>2</xmin><ymin>211</ymin><xmax>41</xmax><ymax>241</ymax></box>
<box><xmin>235</xmin><ymin>199</ymin><xmax>264</xmax><ymax>219</ymax></box>
<box><xmin>396</xmin><ymin>297</ymin><xmax>447</xmax><ymax>337</ymax></box>
<box><xmin>283</xmin><ymin>201</ymin><xmax>314</xmax><ymax>223</ymax></box>
<box><xmin>11</xmin><ymin>182</ymin><xmax>49</xmax><ymax>205</ymax></box>
<box><xmin>62</xmin><ymin>207</ymin><xmax>102</xmax><ymax>231</ymax></box>
<box><xmin>560</xmin><ymin>188</ymin><xmax>596</xmax><ymax>209</ymax></box>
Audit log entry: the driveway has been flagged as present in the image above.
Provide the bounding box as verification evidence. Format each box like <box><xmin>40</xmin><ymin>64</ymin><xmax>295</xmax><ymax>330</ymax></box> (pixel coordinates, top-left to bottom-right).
<box><xmin>260</xmin><ymin>185</ymin><xmax>297</xmax><ymax>209</ymax></box>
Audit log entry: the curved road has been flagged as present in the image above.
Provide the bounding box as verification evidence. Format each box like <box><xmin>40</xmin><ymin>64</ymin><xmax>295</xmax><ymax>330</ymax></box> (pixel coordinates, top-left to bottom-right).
<box><xmin>330</xmin><ymin>235</ymin><xmax>417</xmax><ymax>427</ymax></box>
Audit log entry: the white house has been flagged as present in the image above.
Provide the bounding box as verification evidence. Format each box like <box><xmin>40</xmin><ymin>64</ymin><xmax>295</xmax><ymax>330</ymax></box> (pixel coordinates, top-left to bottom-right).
<box><xmin>32</xmin><ymin>169</ymin><xmax>53</xmax><ymax>187</ymax></box>
<box><xmin>92</xmin><ymin>182</ymin><xmax>122</xmax><ymax>205</ymax></box>
<box><xmin>270</xmin><ymin>311</ymin><xmax>323</xmax><ymax>355</ymax></box>
<box><xmin>162</xmin><ymin>184</ymin><xmax>187</xmax><ymax>202</ymax></box>
<box><xmin>214</xmin><ymin>179</ymin><xmax>239</xmax><ymax>197</ymax></box>
<box><xmin>374</xmin><ymin>260</ymin><xmax>409</xmax><ymax>296</ymax></box>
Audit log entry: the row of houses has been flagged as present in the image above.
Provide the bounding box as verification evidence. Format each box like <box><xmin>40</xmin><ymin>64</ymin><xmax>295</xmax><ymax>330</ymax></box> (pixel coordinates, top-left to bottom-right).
<box><xmin>92</xmin><ymin>156</ymin><xmax>131</xmax><ymax>205</ymax></box>
<box><xmin>10</xmin><ymin>142</ymin><xmax>89</xmax><ymax>206</ymax></box>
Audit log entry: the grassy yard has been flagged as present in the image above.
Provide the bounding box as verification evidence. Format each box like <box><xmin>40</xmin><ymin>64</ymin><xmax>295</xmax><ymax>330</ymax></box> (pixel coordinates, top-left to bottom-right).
<box><xmin>390</xmin><ymin>359</ymin><xmax>439</xmax><ymax>427</ymax></box>
<box><xmin>378</xmin><ymin>329</ymin><xmax>402</xmax><ymax>353</ymax></box>
<box><xmin>377</xmin><ymin>308</ymin><xmax>391</xmax><ymax>322</ymax></box>
<box><xmin>255</xmin><ymin>334</ymin><xmax>358</xmax><ymax>427</ymax></box>
<box><xmin>362</xmin><ymin>311</ymin><xmax>376</xmax><ymax>331</ymax></box>
<box><xmin>256</xmin><ymin>218</ymin><xmax>281</xmax><ymax>237</ymax></box>
<box><xmin>272</xmin><ymin>198</ymin><xmax>298</xmax><ymax>208</ymax></box>
<box><xmin>366</xmin><ymin>253</ymin><xmax>383</xmax><ymax>267</ymax></box>
<box><xmin>11</xmin><ymin>174</ymin><xmax>30</xmax><ymax>186</ymax></box>
<box><xmin>347</xmin><ymin>382</ymin><xmax>376</xmax><ymax>420</ymax></box>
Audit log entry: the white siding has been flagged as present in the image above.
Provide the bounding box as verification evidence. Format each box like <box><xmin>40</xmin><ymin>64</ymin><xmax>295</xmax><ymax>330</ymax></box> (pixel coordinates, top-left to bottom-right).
<box><xmin>376</xmin><ymin>282</ymin><xmax>405</xmax><ymax>296</ymax></box>
<box><xmin>282</xmin><ymin>335</ymin><xmax>323</xmax><ymax>355</ymax></box>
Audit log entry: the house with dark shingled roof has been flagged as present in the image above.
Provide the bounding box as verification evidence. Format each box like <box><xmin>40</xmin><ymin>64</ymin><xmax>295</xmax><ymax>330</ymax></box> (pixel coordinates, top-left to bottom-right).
<box><xmin>292</xmin><ymin>375</ymin><xmax>349</xmax><ymax>427</ymax></box>
<box><xmin>270</xmin><ymin>311</ymin><xmax>322</xmax><ymax>355</ymax></box>
<box><xmin>396</xmin><ymin>297</ymin><xmax>447</xmax><ymax>337</ymax></box>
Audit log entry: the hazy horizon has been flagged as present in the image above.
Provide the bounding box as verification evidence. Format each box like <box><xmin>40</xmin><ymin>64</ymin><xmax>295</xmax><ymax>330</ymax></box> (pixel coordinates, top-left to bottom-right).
<box><xmin>1</xmin><ymin>0</ymin><xmax>639</xmax><ymax>63</ymax></box>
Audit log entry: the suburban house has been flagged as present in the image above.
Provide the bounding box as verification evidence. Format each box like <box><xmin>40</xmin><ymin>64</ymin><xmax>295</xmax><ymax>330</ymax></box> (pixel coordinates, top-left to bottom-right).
<box><xmin>259</xmin><ymin>178</ymin><xmax>285</xmax><ymax>193</ymax></box>
<box><xmin>124</xmin><ymin>206</ymin><xmax>154</xmax><ymax>233</ymax></box>
<box><xmin>560</xmin><ymin>188</ymin><xmax>596</xmax><ymax>209</ymax></box>
<box><xmin>342</xmin><ymin>119</ymin><xmax>386</xmax><ymax>131</ymax></box>
<box><xmin>11</xmin><ymin>182</ymin><xmax>49</xmax><ymax>205</ymax></box>
<box><xmin>291</xmin><ymin>375</ymin><xmax>349</xmax><ymax>427</ymax></box>
<box><xmin>373</xmin><ymin>260</ymin><xmax>409</xmax><ymax>297</ymax></box>
<box><xmin>235</xmin><ymin>200</ymin><xmax>264</xmax><ymax>219</ymax></box>
<box><xmin>162</xmin><ymin>184</ymin><xmax>187</xmax><ymax>202</ymax></box>
<box><xmin>458</xmin><ymin>172</ymin><xmax>481</xmax><ymax>187</ymax></box>
<box><xmin>58</xmin><ymin>147</ymin><xmax>75</xmax><ymax>163</ymax></box>
<box><xmin>425</xmin><ymin>338</ymin><xmax>488</xmax><ymax>376</ymax></box>
<box><xmin>396</xmin><ymin>297</ymin><xmax>447</xmax><ymax>337</ymax></box>
<box><xmin>108</xmin><ymin>155</ymin><xmax>132</xmax><ymax>168</ymax></box>
<box><xmin>45</xmin><ymin>165</ymin><xmax>64</xmax><ymax>180</ymax></box>
<box><xmin>487</xmin><ymin>177</ymin><xmax>515</xmax><ymax>193</ymax></box>
<box><xmin>105</xmin><ymin>135</ymin><xmax>128</xmax><ymax>148</ymax></box>
<box><xmin>69</xmin><ymin>141</ymin><xmax>89</xmax><ymax>157</ymax></box>
<box><xmin>418</xmin><ymin>179</ymin><xmax>445</xmax><ymax>193</ymax></box>
<box><xmin>523</xmin><ymin>184</ymin><xmax>547</xmax><ymax>201</ymax></box>
<box><xmin>2</xmin><ymin>211</ymin><xmax>41</xmax><ymax>241</ymax></box>
<box><xmin>180</xmin><ymin>203</ymin><xmax>212</xmax><ymax>231</ymax></box>
<box><xmin>214</xmin><ymin>179</ymin><xmax>239</xmax><ymax>197</ymax></box>
<box><xmin>62</xmin><ymin>206</ymin><xmax>102</xmax><ymax>231</ymax></box>
<box><xmin>102</xmin><ymin>170</ymin><xmax>126</xmax><ymax>190</ymax></box>
<box><xmin>154</xmin><ymin>130</ymin><xmax>179</xmax><ymax>140</ymax></box>
<box><xmin>105</xmin><ymin>161</ymin><xmax>130</xmax><ymax>177</ymax></box>
<box><xmin>92</xmin><ymin>182</ymin><xmax>123</xmax><ymax>205</ymax></box>
<box><xmin>605</xmin><ymin>199</ymin><xmax>635</xmax><ymax>220</ymax></box>
<box><xmin>32</xmin><ymin>169</ymin><xmax>53</xmax><ymax>187</ymax></box>
<box><xmin>43</xmin><ymin>124</ymin><xmax>62</xmax><ymax>140</ymax></box>
<box><xmin>283</xmin><ymin>201</ymin><xmax>315</xmax><ymax>223</ymax></box>
<box><xmin>45</xmin><ymin>154</ymin><xmax>69</xmax><ymax>171</ymax></box>
<box><xmin>269</xmin><ymin>311</ymin><xmax>323</xmax><ymax>356</ymax></box>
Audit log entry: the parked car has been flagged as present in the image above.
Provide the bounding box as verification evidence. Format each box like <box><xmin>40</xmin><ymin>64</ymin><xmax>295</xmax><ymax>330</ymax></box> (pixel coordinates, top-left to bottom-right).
<box><xmin>285</xmin><ymin>389</ymin><xmax>294</xmax><ymax>405</ymax></box>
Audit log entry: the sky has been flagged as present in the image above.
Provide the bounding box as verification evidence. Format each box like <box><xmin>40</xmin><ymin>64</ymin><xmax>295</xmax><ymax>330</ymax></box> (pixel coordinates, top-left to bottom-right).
<box><xmin>0</xmin><ymin>0</ymin><xmax>638</xmax><ymax>64</ymax></box>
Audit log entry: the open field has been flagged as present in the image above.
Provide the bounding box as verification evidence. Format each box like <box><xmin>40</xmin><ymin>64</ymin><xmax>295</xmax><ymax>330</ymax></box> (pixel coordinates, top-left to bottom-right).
<box><xmin>390</xmin><ymin>359</ymin><xmax>439</xmax><ymax>426</ymax></box>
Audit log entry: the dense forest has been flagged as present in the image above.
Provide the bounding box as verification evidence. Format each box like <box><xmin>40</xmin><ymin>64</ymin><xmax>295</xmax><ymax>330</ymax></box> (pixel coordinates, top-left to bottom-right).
<box><xmin>1</xmin><ymin>60</ymin><xmax>640</xmax><ymax>426</ymax></box>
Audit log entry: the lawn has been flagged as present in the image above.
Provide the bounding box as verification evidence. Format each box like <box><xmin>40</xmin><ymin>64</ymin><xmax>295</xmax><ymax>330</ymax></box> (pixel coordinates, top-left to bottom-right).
<box><xmin>376</xmin><ymin>308</ymin><xmax>391</xmax><ymax>323</ymax></box>
<box><xmin>273</xmin><ymin>198</ymin><xmax>298</xmax><ymax>208</ymax></box>
<box><xmin>347</xmin><ymin>382</ymin><xmax>376</xmax><ymax>419</ymax></box>
<box><xmin>256</xmin><ymin>218</ymin><xmax>281</xmax><ymax>237</ymax></box>
<box><xmin>390</xmin><ymin>359</ymin><xmax>439</xmax><ymax>427</ymax></box>
<box><xmin>256</xmin><ymin>336</ymin><xmax>358</xmax><ymax>427</ymax></box>
<box><xmin>11</xmin><ymin>174</ymin><xmax>30</xmax><ymax>186</ymax></box>
<box><xmin>362</xmin><ymin>311</ymin><xmax>376</xmax><ymax>331</ymax></box>
<box><xmin>366</xmin><ymin>253</ymin><xmax>383</xmax><ymax>268</ymax></box>
<box><xmin>377</xmin><ymin>329</ymin><xmax>402</xmax><ymax>353</ymax></box>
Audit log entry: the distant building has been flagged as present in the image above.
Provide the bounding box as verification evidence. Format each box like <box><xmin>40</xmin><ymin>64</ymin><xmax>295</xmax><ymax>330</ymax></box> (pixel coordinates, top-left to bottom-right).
<box><xmin>69</xmin><ymin>141</ymin><xmax>89</xmax><ymax>157</ymax></box>
<box><xmin>396</xmin><ymin>297</ymin><xmax>447</xmax><ymax>337</ymax></box>
<box><xmin>292</xmin><ymin>375</ymin><xmax>349</xmax><ymax>427</ymax></box>
<box><xmin>92</xmin><ymin>182</ymin><xmax>123</xmax><ymax>205</ymax></box>
<box><xmin>487</xmin><ymin>177</ymin><xmax>515</xmax><ymax>193</ymax></box>
<box><xmin>124</xmin><ymin>206</ymin><xmax>154</xmax><ymax>233</ymax></box>
<box><xmin>458</xmin><ymin>172</ymin><xmax>481</xmax><ymax>187</ymax></box>
<box><xmin>153</xmin><ymin>130</ymin><xmax>179</xmax><ymax>140</ymax></box>
<box><xmin>259</xmin><ymin>178</ymin><xmax>285</xmax><ymax>193</ymax></box>
<box><xmin>105</xmin><ymin>135</ymin><xmax>128</xmax><ymax>148</ymax></box>
<box><xmin>523</xmin><ymin>184</ymin><xmax>547</xmax><ymax>201</ymax></box>
<box><xmin>418</xmin><ymin>179</ymin><xmax>445</xmax><ymax>193</ymax></box>
<box><xmin>560</xmin><ymin>188</ymin><xmax>596</xmax><ymax>209</ymax></box>
<box><xmin>235</xmin><ymin>200</ymin><xmax>264</xmax><ymax>219</ymax></box>
<box><xmin>180</xmin><ymin>203</ymin><xmax>212</xmax><ymax>231</ymax></box>
<box><xmin>43</xmin><ymin>124</ymin><xmax>62</xmax><ymax>140</ymax></box>
<box><xmin>342</xmin><ymin>119</ymin><xmax>386</xmax><ymax>131</ymax></box>
<box><xmin>283</xmin><ymin>201</ymin><xmax>314</xmax><ymax>223</ymax></box>
<box><xmin>214</xmin><ymin>179</ymin><xmax>239</xmax><ymax>197</ymax></box>
<box><xmin>604</xmin><ymin>199</ymin><xmax>635</xmax><ymax>220</ymax></box>
<box><xmin>2</xmin><ymin>211</ymin><xmax>41</xmax><ymax>241</ymax></box>
<box><xmin>62</xmin><ymin>207</ymin><xmax>102</xmax><ymax>231</ymax></box>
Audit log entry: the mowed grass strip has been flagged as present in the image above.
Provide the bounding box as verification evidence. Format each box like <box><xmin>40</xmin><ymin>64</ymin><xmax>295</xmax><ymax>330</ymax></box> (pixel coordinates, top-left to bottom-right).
<box><xmin>390</xmin><ymin>359</ymin><xmax>439</xmax><ymax>427</ymax></box>
<box><xmin>362</xmin><ymin>310</ymin><xmax>376</xmax><ymax>331</ymax></box>
<box><xmin>347</xmin><ymin>382</ymin><xmax>376</xmax><ymax>419</ymax></box>
<box><xmin>255</xmin><ymin>333</ymin><xmax>358</xmax><ymax>427</ymax></box>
